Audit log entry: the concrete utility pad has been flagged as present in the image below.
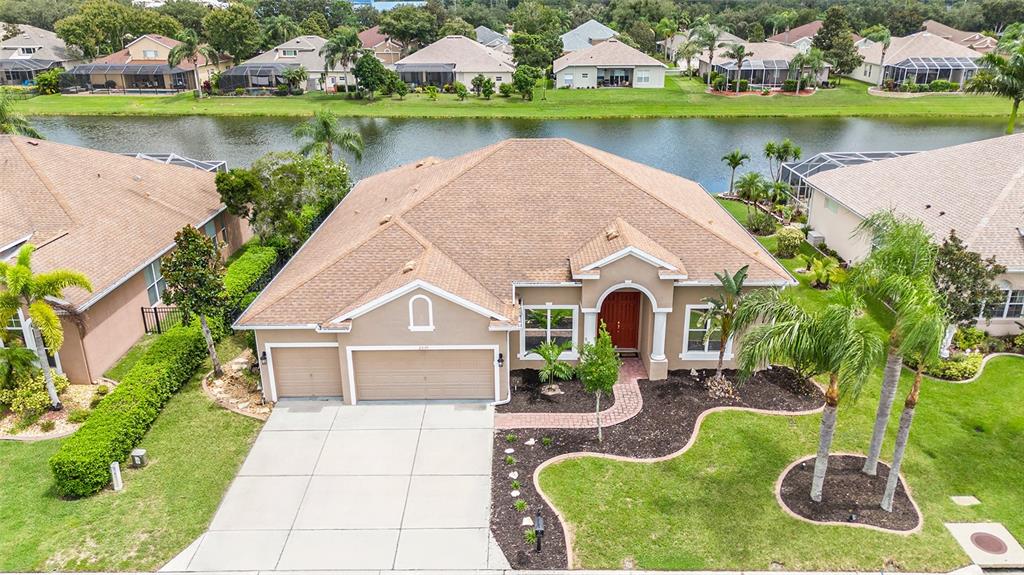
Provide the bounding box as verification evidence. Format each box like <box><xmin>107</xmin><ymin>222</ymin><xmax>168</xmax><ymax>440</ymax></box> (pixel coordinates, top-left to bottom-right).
<box><xmin>946</xmin><ymin>523</ymin><xmax>1024</xmax><ymax>568</ymax></box>
<box><xmin>950</xmin><ymin>495</ymin><xmax>982</xmax><ymax>506</ymax></box>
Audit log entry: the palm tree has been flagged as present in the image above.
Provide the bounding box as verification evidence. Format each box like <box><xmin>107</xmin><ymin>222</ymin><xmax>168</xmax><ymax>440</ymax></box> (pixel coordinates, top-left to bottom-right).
<box><xmin>281</xmin><ymin>65</ymin><xmax>308</xmax><ymax>92</ymax></box>
<box><xmin>722</xmin><ymin>43</ymin><xmax>753</xmax><ymax>93</ymax></box>
<box><xmin>0</xmin><ymin>245</ymin><xmax>91</xmax><ymax>410</ymax></box>
<box><xmin>851</xmin><ymin>211</ymin><xmax>937</xmax><ymax>476</ymax></box>
<box><xmin>263</xmin><ymin>15</ymin><xmax>301</xmax><ymax>48</ymax></box>
<box><xmin>321</xmin><ymin>27</ymin><xmax>364</xmax><ymax>95</ymax></box>
<box><xmin>699</xmin><ymin>266</ymin><xmax>749</xmax><ymax>384</ymax></box>
<box><xmin>654</xmin><ymin>17</ymin><xmax>678</xmax><ymax>59</ymax></box>
<box><xmin>880</xmin><ymin>288</ymin><xmax>946</xmax><ymax>511</ymax></box>
<box><xmin>722</xmin><ymin>148</ymin><xmax>750</xmax><ymax>194</ymax></box>
<box><xmin>964</xmin><ymin>38</ymin><xmax>1024</xmax><ymax>134</ymax></box>
<box><xmin>734</xmin><ymin>171</ymin><xmax>767</xmax><ymax>217</ymax></box>
<box><xmin>768</xmin><ymin>10</ymin><xmax>798</xmax><ymax>38</ymax></box>
<box><xmin>167</xmin><ymin>29</ymin><xmax>220</xmax><ymax>94</ymax></box>
<box><xmin>861</xmin><ymin>25</ymin><xmax>892</xmax><ymax>88</ymax></box>
<box><xmin>293</xmin><ymin>109</ymin><xmax>364</xmax><ymax>161</ymax></box>
<box><xmin>763</xmin><ymin>140</ymin><xmax>780</xmax><ymax>180</ymax></box>
<box><xmin>765</xmin><ymin>138</ymin><xmax>802</xmax><ymax>181</ymax></box>
<box><xmin>791</xmin><ymin>48</ymin><xmax>825</xmax><ymax>93</ymax></box>
<box><xmin>696</xmin><ymin>20</ymin><xmax>724</xmax><ymax>86</ymax></box>
<box><xmin>737</xmin><ymin>287</ymin><xmax>883</xmax><ymax>501</ymax></box>
<box><xmin>0</xmin><ymin>92</ymin><xmax>42</xmax><ymax>137</ymax></box>
<box><xmin>768</xmin><ymin>180</ymin><xmax>791</xmax><ymax>206</ymax></box>
<box><xmin>676</xmin><ymin>36</ymin><xmax>702</xmax><ymax>77</ymax></box>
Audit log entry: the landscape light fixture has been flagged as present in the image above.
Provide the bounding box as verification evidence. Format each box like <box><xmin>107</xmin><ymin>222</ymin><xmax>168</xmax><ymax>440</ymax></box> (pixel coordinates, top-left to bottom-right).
<box><xmin>534</xmin><ymin>512</ymin><xmax>545</xmax><ymax>552</ymax></box>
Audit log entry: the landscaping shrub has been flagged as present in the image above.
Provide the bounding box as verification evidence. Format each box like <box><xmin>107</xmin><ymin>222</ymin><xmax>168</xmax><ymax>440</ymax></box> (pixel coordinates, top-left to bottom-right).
<box><xmin>498</xmin><ymin>83</ymin><xmax>514</xmax><ymax>97</ymax></box>
<box><xmin>739</xmin><ymin>79</ymin><xmax>749</xmax><ymax>92</ymax></box>
<box><xmin>34</xmin><ymin>68</ymin><xmax>63</xmax><ymax>95</ymax></box>
<box><xmin>40</xmin><ymin>420</ymin><xmax>55</xmax><ymax>432</ymax></box>
<box><xmin>923</xmin><ymin>353</ymin><xmax>983</xmax><ymax>381</ymax></box>
<box><xmin>67</xmin><ymin>408</ymin><xmax>90</xmax><ymax>424</ymax></box>
<box><xmin>0</xmin><ymin>370</ymin><xmax>69</xmax><ymax>420</ymax></box>
<box><xmin>985</xmin><ymin>336</ymin><xmax>1007</xmax><ymax>353</ymax></box>
<box><xmin>775</xmin><ymin>226</ymin><xmax>804</xmax><ymax>258</ymax></box>
<box><xmin>49</xmin><ymin>325</ymin><xmax>206</xmax><ymax>497</ymax></box>
<box><xmin>745</xmin><ymin>211</ymin><xmax>776</xmax><ymax>235</ymax></box>
<box><xmin>782</xmin><ymin>79</ymin><xmax>798</xmax><ymax>92</ymax></box>
<box><xmin>953</xmin><ymin>326</ymin><xmax>986</xmax><ymax>351</ymax></box>
<box><xmin>713</xmin><ymin>76</ymin><xmax>726</xmax><ymax>91</ymax></box>
<box><xmin>929</xmin><ymin>79</ymin><xmax>958</xmax><ymax>92</ymax></box>
<box><xmin>233</xmin><ymin>88</ymin><xmax>245</xmax><ymax>96</ymax></box>
<box><xmin>1015</xmin><ymin>333</ymin><xmax>1024</xmax><ymax>350</ymax></box>
<box><xmin>222</xmin><ymin>245</ymin><xmax>278</xmax><ymax>315</ymax></box>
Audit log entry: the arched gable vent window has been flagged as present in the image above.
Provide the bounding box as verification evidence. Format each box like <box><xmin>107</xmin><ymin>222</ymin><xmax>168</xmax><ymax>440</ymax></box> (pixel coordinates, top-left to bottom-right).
<box><xmin>409</xmin><ymin>295</ymin><xmax>435</xmax><ymax>331</ymax></box>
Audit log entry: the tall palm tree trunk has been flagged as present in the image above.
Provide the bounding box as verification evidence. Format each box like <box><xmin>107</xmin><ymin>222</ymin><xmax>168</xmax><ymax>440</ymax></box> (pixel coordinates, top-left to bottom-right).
<box><xmin>199</xmin><ymin>314</ymin><xmax>223</xmax><ymax>377</ymax></box>
<box><xmin>728</xmin><ymin>168</ymin><xmax>736</xmax><ymax>194</ymax></box>
<box><xmin>882</xmin><ymin>366</ymin><xmax>921</xmax><ymax>511</ymax></box>
<box><xmin>863</xmin><ymin>346</ymin><xmax>902</xmax><ymax>475</ymax></box>
<box><xmin>29</xmin><ymin>320</ymin><xmax>61</xmax><ymax>410</ymax></box>
<box><xmin>811</xmin><ymin>375</ymin><xmax>840</xmax><ymax>502</ymax></box>
<box><xmin>1005</xmin><ymin>98</ymin><xmax>1020</xmax><ymax>135</ymax></box>
<box><xmin>876</xmin><ymin>49</ymin><xmax>887</xmax><ymax>88</ymax></box>
<box><xmin>715</xmin><ymin>334</ymin><xmax>727</xmax><ymax>378</ymax></box>
<box><xmin>595</xmin><ymin>392</ymin><xmax>603</xmax><ymax>442</ymax></box>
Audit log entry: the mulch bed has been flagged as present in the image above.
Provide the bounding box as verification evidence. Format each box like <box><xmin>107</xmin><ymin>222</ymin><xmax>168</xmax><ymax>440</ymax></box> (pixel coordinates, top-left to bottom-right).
<box><xmin>496</xmin><ymin>369</ymin><xmax>615</xmax><ymax>414</ymax></box>
<box><xmin>779</xmin><ymin>454</ymin><xmax>919</xmax><ymax>532</ymax></box>
<box><xmin>491</xmin><ymin>367</ymin><xmax>824</xmax><ymax>570</ymax></box>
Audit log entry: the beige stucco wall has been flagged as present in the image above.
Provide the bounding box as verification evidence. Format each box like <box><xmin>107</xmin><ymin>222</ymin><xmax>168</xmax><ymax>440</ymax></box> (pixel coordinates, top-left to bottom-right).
<box><xmin>807</xmin><ymin>188</ymin><xmax>872</xmax><ymax>263</ymax></box>
<box><xmin>581</xmin><ymin>255</ymin><xmax>675</xmax><ymax>311</ymax></box>
<box><xmin>984</xmin><ymin>271</ymin><xmax>1024</xmax><ymax>336</ymax></box>
<box><xmin>455</xmin><ymin>70</ymin><xmax>511</xmax><ymax>88</ymax></box>
<box><xmin>851</xmin><ymin>61</ymin><xmax>882</xmax><ymax>84</ymax></box>
<box><xmin>632</xmin><ymin>65</ymin><xmax>666</xmax><ymax>88</ymax></box>
<box><xmin>558</xmin><ymin>65</ymin><xmax>597</xmax><ymax>89</ymax></box>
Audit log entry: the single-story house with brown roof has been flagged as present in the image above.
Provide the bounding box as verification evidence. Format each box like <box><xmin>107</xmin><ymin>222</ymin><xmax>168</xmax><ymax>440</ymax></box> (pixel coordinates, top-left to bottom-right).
<box><xmin>805</xmin><ymin>134</ymin><xmax>1024</xmax><ymax>335</ymax></box>
<box><xmin>851</xmin><ymin>32</ymin><xmax>981</xmax><ymax>87</ymax></box>
<box><xmin>234</xmin><ymin>138</ymin><xmax>793</xmax><ymax>404</ymax></box>
<box><xmin>697</xmin><ymin>41</ymin><xmax>831</xmax><ymax>88</ymax></box>
<box><xmin>0</xmin><ymin>136</ymin><xmax>252</xmax><ymax>383</ymax></box>
<box><xmin>553</xmin><ymin>38</ymin><xmax>666</xmax><ymax>88</ymax></box>
<box><xmin>395</xmin><ymin>35</ymin><xmax>515</xmax><ymax>88</ymax></box>
<box><xmin>922</xmin><ymin>20</ymin><xmax>997</xmax><ymax>54</ymax></box>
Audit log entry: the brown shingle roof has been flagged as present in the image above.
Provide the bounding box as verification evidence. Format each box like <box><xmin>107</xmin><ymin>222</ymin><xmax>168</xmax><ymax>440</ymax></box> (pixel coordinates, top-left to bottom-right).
<box><xmin>806</xmin><ymin>134</ymin><xmax>1024</xmax><ymax>269</ymax></box>
<box><xmin>569</xmin><ymin>217</ymin><xmax>687</xmax><ymax>278</ymax></box>
<box><xmin>0</xmin><ymin>136</ymin><xmax>224</xmax><ymax>308</ymax></box>
<box><xmin>922</xmin><ymin>20</ymin><xmax>997</xmax><ymax>53</ymax></box>
<box><xmin>767</xmin><ymin>20</ymin><xmax>824</xmax><ymax>44</ymax></box>
<box><xmin>858</xmin><ymin>32</ymin><xmax>981</xmax><ymax>65</ymax></box>
<box><xmin>238</xmin><ymin>139</ymin><xmax>792</xmax><ymax>327</ymax></box>
<box><xmin>554</xmin><ymin>38</ymin><xmax>666</xmax><ymax>72</ymax></box>
<box><xmin>395</xmin><ymin>35</ymin><xmax>514</xmax><ymax>73</ymax></box>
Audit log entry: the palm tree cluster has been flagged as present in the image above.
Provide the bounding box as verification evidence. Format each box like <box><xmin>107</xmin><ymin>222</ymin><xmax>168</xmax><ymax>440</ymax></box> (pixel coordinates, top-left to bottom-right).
<box><xmin>965</xmin><ymin>32</ymin><xmax>1024</xmax><ymax>134</ymax></box>
<box><xmin>292</xmin><ymin>109</ymin><xmax>364</xmax><ymax>161</ymax></box>
<box><xmin>320</xmin><ymin>27</ymin><xmax>365</xmax><ymax>95</ymax></box>
<box><xmin>166</xmin><ymin>30</ymin><xmax>220</xmax><ymax>95</ymax></box>
<box><xmin>763</xmin><ymin>138</ymin><xmax>801</xmax><ymax>180</ymax></box>
<box><xmin>790</xmin><ymin>48</ymin><xmax>826</xmax><ymax>93</ymax></box>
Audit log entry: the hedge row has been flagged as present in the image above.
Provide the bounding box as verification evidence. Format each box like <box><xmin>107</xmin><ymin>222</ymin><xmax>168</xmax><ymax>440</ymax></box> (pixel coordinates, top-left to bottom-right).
<box><xmin>48</xmin><ymin>326</ymin><xmax>207</xmax><ymax>497</ymax></box>
<box><xmin>222</xmin><ymin>245</ymin><xmax>278</xmax><ymax>311</ymax></box>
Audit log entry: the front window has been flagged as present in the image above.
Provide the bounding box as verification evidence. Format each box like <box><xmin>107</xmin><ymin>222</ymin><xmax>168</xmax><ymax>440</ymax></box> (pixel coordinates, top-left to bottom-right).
<box><xmin>143</xmin><ymin>49</ymin><xmax>158</xmax><ymax>58</ymax></box>
<box><xmin>521</xmin><ymin>305</ymin><xmax>578</xmax><ymax>359</ymax></box>
<box><xmin>636</xmin><ymin>70</ymin><xmax>650</xmax><ymax>83</ymax></box>
<box><xmin>144</xmin><ymin>260</ymin><xmax>166</xmax><ymax>306</ymax></box>
<box><xmin>19</xmin><ymin>47</ymin><xmax>37</xmax><ymax>55</ymax></box>
<box><xmin>682</xmin><ymin>304</ymin><xmax>732</xmax><ymax>358</ymax></box>
<box><xmin>992</xmin><ymin>289</ymin><xmax>1024</xmax><ymax>318</ymax></box>
<box><xmin>281</xmin><ymin>49</ymin><xmax>297</xmax><ymax>57</ymax></box>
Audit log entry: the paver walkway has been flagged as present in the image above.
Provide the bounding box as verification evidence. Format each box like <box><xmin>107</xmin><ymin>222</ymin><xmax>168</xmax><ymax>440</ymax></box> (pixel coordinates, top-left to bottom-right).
<box><xmin>494</xmin><ymin>358</ymin><xmax>645</xmax><ymax>429</ymax></box>
<box><xmin>162</xmin><ymin>401</ymin><xmax>509</xmax><ymax>572</ymax></box>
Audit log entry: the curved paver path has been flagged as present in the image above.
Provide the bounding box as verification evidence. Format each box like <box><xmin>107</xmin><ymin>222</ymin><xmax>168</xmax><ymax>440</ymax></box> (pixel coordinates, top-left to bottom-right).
<box><xmin>494</xmin><ymin>358</ymin><xmax>645</xmax><ymax>429</ymax></box>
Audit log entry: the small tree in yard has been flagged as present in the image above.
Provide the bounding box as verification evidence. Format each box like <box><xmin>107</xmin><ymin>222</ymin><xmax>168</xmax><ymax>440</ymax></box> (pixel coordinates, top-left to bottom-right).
<box><xmin>513</xmin><ymin>65</ymin><xmax>541</xmax><ymax>100</ymax></box>
<box><xmin>162</xmin><ymin>226</ymin><xmax>225</xmax><ymax>376</ymax></box>
<box><xmin>471</xmin><ymin>73</ymin><xmax>486</xmax><ymax>95</ymax></box>
<box><xmin>393</xmin><ymin>79</ymin><xmax>409</xmax><ymax>99</ymax></box>
<box><xmin>481</xmin><ymin>77</ymin><xmax>495</xmax><ymax>99</ymax></box>
<box><xmin>933</xmin><ymin>230</ymin><xmax>1007</xmax><ymax>328</ymax></box>
<box><xmin>577</xmin><ymin>323</ymin><xmax>621</xmax><ymax>442</ymax></box>
<box><xmin>699</xmin><ymin>266</ymin><xmax>748</xmax><ymax>396</ymax></box>
<box><xmin>353</xmin><ymin>52</ymin><xmax>388</xmax><ymax>100</ymax></box>
<box><xmin>531</xmin><ymin>340</ymin><xmax>573</xmax><ymax>384</ymax></box>
<box><xmin>453</xmin><ymin>81</ymin><xmax>469</xmax><ymax>100</ymax></box>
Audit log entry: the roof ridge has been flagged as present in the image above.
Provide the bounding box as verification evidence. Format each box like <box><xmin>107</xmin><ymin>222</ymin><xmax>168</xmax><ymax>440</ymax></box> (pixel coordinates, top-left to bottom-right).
<box><xmin>965</xmin><ymin>161</ymin><xmax>1024</xmax><ymax>247</ymax></box>
<box><xmin>10</xmin><ymin>137</ymin><xmax>77</xmax><ymax>227</ymax></box>
<box><xmin>566</xmin><ymin>140</ymin><xmax>789</xmax><ymax>280</ymax></box>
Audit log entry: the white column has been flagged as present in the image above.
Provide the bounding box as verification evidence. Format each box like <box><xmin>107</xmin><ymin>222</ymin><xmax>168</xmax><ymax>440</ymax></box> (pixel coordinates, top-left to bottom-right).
<box><xmin>651</xmin><ymin>311</ymin><xmax>668</xmax><ymax>362</ymax></box>
<box><xmin>583</xmin><ymin>311</ymin><xmax>599</xmax><ymax>344</ymax></box>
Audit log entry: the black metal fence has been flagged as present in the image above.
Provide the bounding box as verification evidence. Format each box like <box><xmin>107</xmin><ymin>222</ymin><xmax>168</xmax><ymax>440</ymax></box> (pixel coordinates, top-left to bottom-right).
<box><xmin>141</xmin><ymin>306</ymin><xmax>187</xmax><ymax>334</ymax></box>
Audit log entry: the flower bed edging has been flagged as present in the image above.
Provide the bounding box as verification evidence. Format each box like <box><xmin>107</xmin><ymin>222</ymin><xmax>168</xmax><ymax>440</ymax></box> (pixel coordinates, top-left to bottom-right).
<box><xmin>915</xmin><ymin>352</ymin><xmax>1024</xmax><ymax>384</ymax></box>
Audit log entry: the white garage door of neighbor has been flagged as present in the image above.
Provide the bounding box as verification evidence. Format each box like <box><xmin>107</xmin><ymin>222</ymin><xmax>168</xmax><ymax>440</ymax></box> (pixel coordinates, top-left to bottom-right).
<box><xmin>352</xmin><ymin>348</ymin><xmax>496</xmax><ymax>401</ymax></box>
<box><xmin>271</xmin><ymin>346</ymin><xmax>343</xmax><ymax>398</ymax></box>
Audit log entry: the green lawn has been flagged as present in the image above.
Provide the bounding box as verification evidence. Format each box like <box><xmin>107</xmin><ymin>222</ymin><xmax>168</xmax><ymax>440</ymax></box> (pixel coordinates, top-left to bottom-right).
<box><xmin>15</xmin><ymin>77</ymin><xmax>1012</xmax><ymax>119</ymax></box>
<box><xmin>103</xmin><ymin>334</ymin><xmax>157</xmax><ymax>381</ymax></box>
<box><xmin>0</xmin><ymin>334</ymin><xmax>262</xmax><ymax>572</ymax></box>
<box><xmin>538</xmin><ymin>228</ymin><xmax>1022</xmax><ymax>571</ymax></box>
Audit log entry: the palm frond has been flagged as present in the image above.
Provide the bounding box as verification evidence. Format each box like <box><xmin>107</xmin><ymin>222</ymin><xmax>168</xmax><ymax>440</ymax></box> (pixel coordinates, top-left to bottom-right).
<box><xmin>31</xmin><ymin>270</ymin><xmax>92</xmax><ymax>299</ymax></box>
<box><xmin>28</xmin><ymin>299</ymin><xmax>63</xmax><ymax>350</ymax></box>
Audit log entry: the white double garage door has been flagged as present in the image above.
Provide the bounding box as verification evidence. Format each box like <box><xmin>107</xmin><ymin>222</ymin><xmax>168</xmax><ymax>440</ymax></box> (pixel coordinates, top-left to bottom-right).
<box><xmin>268</xmin><ymin>345</ymin><xmax>499</xmax><ymax>403</ymax></box>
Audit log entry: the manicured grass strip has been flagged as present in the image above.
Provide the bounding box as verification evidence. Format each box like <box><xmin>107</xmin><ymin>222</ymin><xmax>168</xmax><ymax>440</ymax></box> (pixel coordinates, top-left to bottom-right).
<box><xmin>15</xmin><ymin>78</ymin><xmax>1011</xmax><ymax>119</ymax></box>
<box><xmin>0</xmin><ymin>334</ymin><xmax>260</xmax><ymax>572</ymax></box>
<box><xmin>102</xmin><ymin>334</ymin><xmax>156</xmax><ymax>381</ymax></box>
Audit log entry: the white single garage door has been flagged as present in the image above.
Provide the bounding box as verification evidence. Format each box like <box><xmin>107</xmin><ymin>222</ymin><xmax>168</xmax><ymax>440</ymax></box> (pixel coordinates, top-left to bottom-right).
<box><xmin>271</xmin><ymin>346</ymin><xmax>343</xmax><ymax>398</ymax></box>
<box><xmin>351</xmin><ymin>348</ymin><xmax>495</xmax><ymax>401</ymax></box>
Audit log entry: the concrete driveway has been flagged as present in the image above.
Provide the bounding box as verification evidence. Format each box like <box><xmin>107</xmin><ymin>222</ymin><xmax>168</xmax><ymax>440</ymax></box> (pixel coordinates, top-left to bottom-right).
<box><xmin>163</xmin><ymin>401</ymin><xmax>508</xmax><ymax>572</ymax></box>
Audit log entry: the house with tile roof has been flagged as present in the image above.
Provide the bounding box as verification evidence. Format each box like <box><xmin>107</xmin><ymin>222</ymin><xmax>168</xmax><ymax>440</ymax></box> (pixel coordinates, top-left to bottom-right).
<box><xmin>697</xmin><ymin>41</ymin><xmax>831</xmax><ymax>88</ymax></box>
<box><xmin>805</xmin><ymin>134</ymin><xmax>1024</xmax><ymax>335</ymax></box>
<box><xmin>66</xmin><ymin>34</ymin><xmax>223</xmax><ymax>92</ymax></box>
<box><xmin>234</xmin><ymin>138</ymin><xmax>793</xmax><ymax>403</ymax></box>
<box><xmin>554</xmin><ymin>39</ymin><xmax>667</xmax><ymax>88</ymax></box>
<box><xmin>922</xmin><ymin>20</ymin><xmax>998</xmax><ymax>54</ymax></box>
<box><xmin>219</xmin><ymin>36</ymin><xmax>354</xmax><ymax>93</ymax></box>
<box><xmin>0</xmin><ymin>135</ymin><xmax>252</xmax><ymax>384</ymax></box>
<box><xmin>395</xmin><ymin>35</ymin><xmax>515</xmax><ymax>88</ymax></box>
<box><xmin>561</xmin><ymin>19</ymin><xmax>618</xmax><ymax>52</ymax></box>
<box><xmin>0</xmin><ymin>24</ymin><xmax>78</xmax><ymax>86</ymax></box>
<box><xmin>851</xmin><ymin>32</ymin><xmax>982</xmax><ymax>87</ymax></box>
<box><xmin>766</xmin><ymin>20</ymin><xmax>865</xmax><ymax>52</ymax></box>
<box><xmin>359</xmin><ymin>26</ymin><xmax>404</xmax><ymax>66</ymax></box>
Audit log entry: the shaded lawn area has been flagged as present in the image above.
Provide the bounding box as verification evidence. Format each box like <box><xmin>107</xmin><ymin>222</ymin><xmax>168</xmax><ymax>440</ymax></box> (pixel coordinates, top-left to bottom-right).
<box><xmin>0</xmin><ymin>334</ymin><xmax>262</xmax><ymax>572</ymax></box>
<box><xmin>15</xmin><ymin>77</ymin><xmax>1010</xmax><ymax>119</ymax></box>
<box><xmin>102</xmin><ymin>333</ymin><xmax>157</xmax><ymax>381</ymax></box>
<box><xmin>538</xmin><ymin>226</ymin><xmax>1022</xmax><ymax>570</ymax></box>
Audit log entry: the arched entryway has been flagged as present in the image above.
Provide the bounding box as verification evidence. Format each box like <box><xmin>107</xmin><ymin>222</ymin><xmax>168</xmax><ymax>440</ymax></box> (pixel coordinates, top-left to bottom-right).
<box><xmin>599</xmin><ymin>290</ymin><xmax>642</xmax><ymax>353</ymax></box>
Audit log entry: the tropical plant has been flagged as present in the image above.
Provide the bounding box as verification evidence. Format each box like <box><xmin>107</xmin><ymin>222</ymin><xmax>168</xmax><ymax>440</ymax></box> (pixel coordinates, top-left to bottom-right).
<box><xmin>261</xmin><ymin>14</ymin><xmax>301</xmax><ymax>48</ymax></box>
<box><xmin>721</xmin><ymin>148</ymin><xmax>750</xmax><ymax>194</ymax></box>
<box><xmin>0</xmin><ymin>245</ymin><xmax>92</xmax><ymax>410</ymax></box>
<box><xmin>321</xmin><ymin>27</ymin><xmax>364</xmax><ymax>95</ymax></box>
<box><xmin>675</xmin><ymin>35</ymin><xmax>702</xmax><ymax>77</ymax></box>
<box><xmin>763</xmin><ymin>138</ymin><xmax>801</xmax><ymax>180</ymax></box>
<box><xmin>0</xmin><ymin>342</ymin><xmax>38</xmax><ymax>395</ymax></box>
<box><xmin>696</xmin><ymin>19</ymin><xmax>723</xmax><ymax>85</ymax></box>
<box><xmin>964</xmin><ymin>37</ymin><xmax>1024</xmax><ymax>134</ymax></box>
<box><xmin>576</xmin><ymin>323</ymin><xmax>621</xmax><ymax>442</ymax></box>
<box><xmin>280</xmin><ymin>65</ymin><xmax>308</xmax><ymax>92</ymax></box>
<box><xmin>531</xmin><ymin>339</ymin><xmax>573</xmax><ymax>384</ymax></box>
<box><xmin>774</xmin><ymin>226</ymin><xmax>804</xmax><ymax>258</ymax></box>
<box><xmin>292</xmin><ymin>109</ymin><xmax>364</xmax><ymax>161</ymax></box>
<box><xmin>933</xmin><ymin>230</ymin><xmax>1007</xmax><ymax>327</ymax></box>
<box><xmin>0</xmin><ymin>92</ymin><xmax>42</xmax><ymax>137</ymax></box>
<box><xmin>425</xmin><ymin>85</ymin><xmax>439</xmax><ymax>100</ymax></box>
<box><xmin>790</xmin><ymin>47</ymin><xmax>825</xmax><ymax>93</ymax></box>
<box><xmin>737</xmin><ymin>287</ymin><xmax>883</xmax><ymax>501</ymax></box>
<box><xmin>166</xmin><ymin>29</ymin><xmax>220</xmax><ymax>95</ymax></box>
<box><xmin>721</xmin><ymin>43</ymin><xmax>753</xmax><ymax>93</ymax></box>
<box><xmin>861</xmin><ymin>24</ymin><xmax>892</xmax><ymax>88</ymax></box>
<box><xmin>850</xmin><ymin>211</ymin><xmax>938</xmax><ymax>476</ymax></box>
<box><xmin>768</xmin><ymin>9</ymin><xmax>798</xmax><ymax>37</ymax></box>
<box><xmin>699</xmin><ymin>266</ymin><xmax>749</xmax><ymax>383</ymax></box>
<box><xmin>654</xmin><ymin>17</ymin><xmax>677</xmax><ymax>58</ymax></box>
<box><xmin>809</xmin><ymin>256</ymin><xmax>842</xmax><ymax>288</ymax></box>
<box><xmin>734</xmin><ymin>171</ymin><xmax>767</xmax><ymax>217</ymax></box>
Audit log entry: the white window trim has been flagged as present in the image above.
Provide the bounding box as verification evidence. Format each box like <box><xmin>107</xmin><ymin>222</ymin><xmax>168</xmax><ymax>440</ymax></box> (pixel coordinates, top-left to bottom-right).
<box><xmin>408</xmin><ymin>294</ymin><xmax>435</xmax><ymax>332</ymax></box>
<box><xmin>518</xmin><ymin>304</ymin><xmax>579</xmax><ymax>361</ymax></box>
<box><xmin>144</xmin><ymin>259</ymin><xmax>164</xmax><ymax>307</ymax></box>
<box><xmin>680</xmin><ymin>303</ymin><xmax>734</xmax><ymax>360</ymax></box>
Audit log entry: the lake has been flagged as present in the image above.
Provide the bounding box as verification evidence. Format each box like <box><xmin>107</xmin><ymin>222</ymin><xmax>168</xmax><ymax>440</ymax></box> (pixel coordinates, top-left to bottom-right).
<box><xmin>30</xmin><ymin>115</ymin><xmax>1006</xmax><ymax>193</ymax></box>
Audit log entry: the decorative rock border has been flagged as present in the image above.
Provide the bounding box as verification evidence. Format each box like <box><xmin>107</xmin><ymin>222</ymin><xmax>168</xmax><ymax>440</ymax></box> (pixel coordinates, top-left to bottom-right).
<box><xmin>532</xmin><ymin>398</ymin><xmax>826</xmax><ymax>568</ymax></box>
<box><xmin>200</xmin><ymin>354</ymin><xmax>271</xmax><ymax>422</ymax></box>
<box><xmin>774</xmin><ymin>452</ymin><xmax>924</xmax><ymax>535</ymax></box>
<box><xmin>0</xmin><ymin>379</ymin><xmax>118</xmax><ymax>443</ymax></box>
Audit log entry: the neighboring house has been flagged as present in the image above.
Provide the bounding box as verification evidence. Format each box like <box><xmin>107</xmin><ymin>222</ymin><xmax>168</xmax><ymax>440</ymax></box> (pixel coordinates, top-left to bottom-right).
<box><xmin>359</xmin><ymin>26</ymin><xmax>404</xmax><ymax>67</ymax></box>
<box><xmin>66</xmin><ymin>34</ymin><xmax>223</xmax><ymax>92</ymax></box>
<box><xmin>561</xmin><ymin>19</ymin><xmax>618</xmax><ymax>52</ymax></box>
<box><xmin>234</xmin><ymin>138</ymin><xmax>793</xmax><ymax>404</ymax></box>
<box><xmin>851</xmin><ymin>32</ymin><xmax>981</xmax><ymax>87</ymax></box>
<box><xmin>697</xmin><ymin>42</ymin><xmax>831</xmax><ymax>88</ymax></box>
<box><xmin>554</xmin><ymin>39</ymin><xmax>667</xmax><ymax>88</ymax></box>
<box><xmin>805</xmin><ymin>134</ymin><xmax>1024</xmax><ymax>335</ymax></box>
<box><xmin>220</xmin><ymin>36</ymin><xmax>350</xmax><ymax>93</ymax></box>
<box><xmin>780</xmin><ymin>150</ymin><xmax>917</xmax><ymax>206</ymax></box>
<box><xmin>395</xmin><ymin>35</ymin><xmax>514</xmax><ymax>88</ymax></box>
<box><xmin>922</xmin><ymin>19</ymin><xmax>998</xmax><ymax>54</ymax></box>
<box><xmin>766</xmin><ymin>20</ymin><xmax>865</xmax><ymax>52</ymax></box>
<box><xmin>475</xmin><ymin>25</ymin><xmax>513</xmax><ymax>55</ymax></box>
<box><xmin>661</xmin><ymin>29</ymin><xmax>743</xmax><ymax>70</ymax></box>
<box><xmin>0</xmin><ymin>24</ymin><xmax>77</xmax><ymax>86</ymax></box>
<box><xmin>0</xmin><ymin>135</ymin><xmax>251</xmax><ymax>383</ymax></box>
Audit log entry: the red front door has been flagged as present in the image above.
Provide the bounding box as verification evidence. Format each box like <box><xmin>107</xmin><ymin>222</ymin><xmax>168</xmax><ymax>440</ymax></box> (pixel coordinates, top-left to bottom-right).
<box><xmin>599</xmin><ymin>291</ymin><xmax>641</xmax><ymax>350</ymax></box>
